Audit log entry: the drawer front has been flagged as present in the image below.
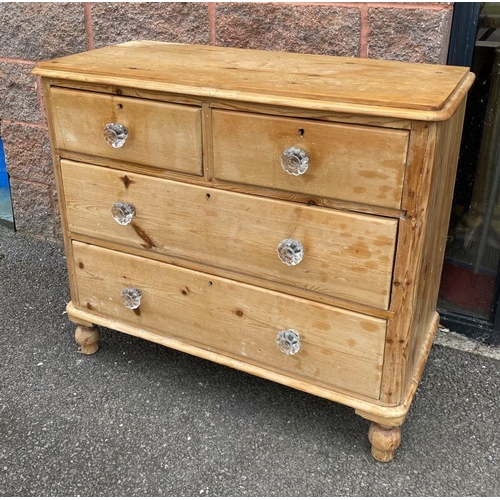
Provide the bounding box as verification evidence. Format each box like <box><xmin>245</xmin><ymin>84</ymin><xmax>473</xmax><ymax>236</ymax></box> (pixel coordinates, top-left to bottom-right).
<box><xmin>72</xmin><ymin>241</ymin><xmax>386</xmax><ymax>399</ymax></box>
<box><xmin>212</xmin><ymin>110</ymin><xmax>409</xmax><ymax>209</ymax></box>
<box><xmin>62</xmin><ymin>160</ymin><xmax>398</xmax><ymax>309</ymax></box>
<box><xmin>50</xmin><ymin>87</ymin><xmax>203</xmax><ymax>175</ymax></box>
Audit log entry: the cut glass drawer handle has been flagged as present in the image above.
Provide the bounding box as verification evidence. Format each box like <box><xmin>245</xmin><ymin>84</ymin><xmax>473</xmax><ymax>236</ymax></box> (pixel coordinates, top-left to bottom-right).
<box><xmin>281</xmin><ymin>147</ymin><xmax>309</xmax><ymax>176</ymax></box>
<box><xmin>276</xmin><ymin>329</ymin><xmax>301</xmax><ymax>355</ymax></box>
<box><xmin>277</xmin><ymin>238</ymin><xmax>303</xmax><ymax>266</ymax></box>
<box><xmin>104</xmin><ymin>123</ymin><xmax>129</xmax><ymax>148</ymax></box>
<box><xmin>111</xmin><ymin>202</ymin><xmax>135</xmax><ymax>225</ymax></box>
<box><xmin>121</xmin><ymin>287</ymin><xmax>142</xmax><ymax>309</ymax></box>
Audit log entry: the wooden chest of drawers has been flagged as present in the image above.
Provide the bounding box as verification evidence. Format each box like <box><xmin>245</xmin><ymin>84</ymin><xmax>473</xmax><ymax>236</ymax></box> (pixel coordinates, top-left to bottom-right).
<box><xmin>34</xmin><ymin>41</ymin><xmax>474</xmax><ymax>462</ymax></box>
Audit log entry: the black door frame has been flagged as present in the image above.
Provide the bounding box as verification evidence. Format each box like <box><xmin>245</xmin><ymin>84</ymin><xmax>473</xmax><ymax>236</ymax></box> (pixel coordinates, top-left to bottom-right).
<box><xmin>438</xmin><ymin>2</ymin><xmax>500</xmax><ymax>345</ymax></box>
<box><xmin>447</xmin><ymin>2</ymin><xmax>480</xmax><ymax>67</ymax></box>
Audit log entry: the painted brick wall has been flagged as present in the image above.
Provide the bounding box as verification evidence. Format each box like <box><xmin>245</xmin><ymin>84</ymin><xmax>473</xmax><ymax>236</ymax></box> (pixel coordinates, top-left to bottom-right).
<box><xmin>0</xmin><ymin>2</ymin><xmax>454</xmax><ymax>240</ymax></box>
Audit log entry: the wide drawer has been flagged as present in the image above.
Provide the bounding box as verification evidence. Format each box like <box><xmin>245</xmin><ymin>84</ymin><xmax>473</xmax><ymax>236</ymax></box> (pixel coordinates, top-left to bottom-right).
<box><xmin>50</xmin><ymin>87</ymin><xmax>203</xmax><ymax>175</ymax></box>
<box><xmin>72</xmin><ymin>241</ymin><xmax>386</xmax><ymax>399</ymax></box>
<box><xmin>62</xmin><ymin>159</ymin><xmax>398</xmax><ymax>309</ymax></box>
<box><xmin>212</xmin><ymin>110</ymin><xmax>409</xmax><ymax>209</ymax></box>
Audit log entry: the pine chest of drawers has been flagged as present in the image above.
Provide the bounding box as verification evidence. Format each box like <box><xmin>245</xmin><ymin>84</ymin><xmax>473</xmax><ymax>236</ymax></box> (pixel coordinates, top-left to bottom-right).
<box><xmin>34</xmin><ymin>41</ymin><xmax>474</xmax><ymax>461</ymax></box>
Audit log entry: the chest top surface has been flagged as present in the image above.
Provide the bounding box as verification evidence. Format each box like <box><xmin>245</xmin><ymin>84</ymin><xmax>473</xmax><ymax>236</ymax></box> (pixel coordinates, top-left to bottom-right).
<box><xmin>33</xmin><ymin>41</ymin><xmax>473</xmax><ymax>120</ymax></box>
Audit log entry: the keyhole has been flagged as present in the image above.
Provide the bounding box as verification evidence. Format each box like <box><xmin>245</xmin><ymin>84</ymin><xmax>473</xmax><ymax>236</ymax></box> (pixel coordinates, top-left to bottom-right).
<box><xmin>299</xmin><ymin>128</ymin><xmax>305</xmax><ymax>137</ymax></box>
<box><xmin>117</xmin><ymin>103</ymin><xmax>123</xmax><ymax>110</ymax></box>
<box><xmin>206</xmin><ymin>193</ymin><xmax>211</xmax><ymax>200</ymax></box>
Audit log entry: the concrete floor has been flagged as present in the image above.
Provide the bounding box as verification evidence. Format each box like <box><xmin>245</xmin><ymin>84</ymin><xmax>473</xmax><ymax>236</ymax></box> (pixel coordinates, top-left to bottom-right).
<box><xmin>0</xmin><ymin>225</ymin><xmax>499</xmax><ymax>496</ymax></box>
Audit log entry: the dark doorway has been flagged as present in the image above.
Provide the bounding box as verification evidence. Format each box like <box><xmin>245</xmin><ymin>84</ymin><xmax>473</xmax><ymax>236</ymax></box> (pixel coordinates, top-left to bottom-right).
<box><xmin>438</xmin><ymin>2</ymin><xmax>500</xmax><ymax>345</ymax></box>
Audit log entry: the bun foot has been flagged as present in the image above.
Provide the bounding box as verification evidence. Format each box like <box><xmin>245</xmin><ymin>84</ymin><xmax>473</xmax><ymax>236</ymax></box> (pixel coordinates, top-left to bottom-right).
<box><xmin>368</xmin><ymin>423</ymin><xmax>401</xmax><ymax>462</ymax></box>
<box><xmin>75</xmin><ymin>325</ymin><xmax>101</xmax><ymax>355</ymax></box>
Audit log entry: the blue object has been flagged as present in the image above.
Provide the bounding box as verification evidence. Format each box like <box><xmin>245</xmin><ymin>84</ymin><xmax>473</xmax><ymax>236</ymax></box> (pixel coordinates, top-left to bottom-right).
<box><xmin>0</xmin><ymin>138</ymin><xmax>8</xmax><ymax>188</ymax></box>
<box><xmin>0</xmin><ymin>137</ymin><xmax>14</xmax><ymax>224</ymax></box>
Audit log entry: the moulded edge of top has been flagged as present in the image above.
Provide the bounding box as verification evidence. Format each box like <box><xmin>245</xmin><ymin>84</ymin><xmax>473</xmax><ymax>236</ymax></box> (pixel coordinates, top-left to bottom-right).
<box><xmin>32</xmin><ymin>41</ymin><xmax>476</xmax><ymax>122</ymax></box>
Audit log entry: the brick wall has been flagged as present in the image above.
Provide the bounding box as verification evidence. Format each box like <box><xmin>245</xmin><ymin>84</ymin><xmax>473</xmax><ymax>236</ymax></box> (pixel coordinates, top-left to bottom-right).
<box><xmin>0</xmin><ymin>2</ymin><xmax>454</xmax><ymax>240</ymax></box>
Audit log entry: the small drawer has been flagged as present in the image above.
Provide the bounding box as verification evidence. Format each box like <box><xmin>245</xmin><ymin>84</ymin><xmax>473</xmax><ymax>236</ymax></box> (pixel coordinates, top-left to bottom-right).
<box><xmin>62</xmin><ymin>159</ymin><xmax>398</xmax><ymax>309</ymax></box>
<box><xmin>212</xmin><ymin>110</ymin><xmax>409</xmax><ymax>209</ymax></box>
<box><xmin>50</xmin><ymin>87</ymin><xmax>203</xmax><ymax>175</ymax></box>
<box><xmin>72</xmin><ymin>241</ymin><xmax>387</xmax><ymax>400</ymax></box>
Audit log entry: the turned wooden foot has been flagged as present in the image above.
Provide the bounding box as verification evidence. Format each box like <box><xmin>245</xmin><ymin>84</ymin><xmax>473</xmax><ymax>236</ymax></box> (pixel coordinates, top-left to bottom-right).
<box><xmin>75</xmin><ymin>325</ymin><xmax>101</xmax><ymax>355</ymax></box>
<box><xmin>368</xmin><ymin>423</ymin><xmax>401</xmax><ymax>462</ymax></box>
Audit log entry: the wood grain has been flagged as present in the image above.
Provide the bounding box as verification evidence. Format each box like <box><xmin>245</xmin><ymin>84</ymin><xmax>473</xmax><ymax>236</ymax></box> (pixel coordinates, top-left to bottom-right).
<box><xmin>68</xmin><ymin>300</ymin><xmax>441</xmax><ymax>423</ymax></box>
<box><xmin>50</xmin><ymin>147</ymin><xmax>405</xmax><ymax>218</ymax></box>
<box><xmin>380</xmin><ymin>121</ymin><xmax>433</xmax><ymax>404</ymax></box>
<box><xmin>46</xmin><ymin>78</ymin><xmax>411</xmax><ymax>128</ymax></box>
<box><xmin>357</xmin><ymin>311</ymin><xmax>439</xmax><ymax>426</ymax></box>
<box><xmin>66</xmin><ymin>231</ymin><xmax>396</xmax><ymax>320</ymax></box>
<box><xmin>41</xmin><ymin>80</ymin><xmax>81</xmax><ymax>306</ymax></box>
<box><xmin>73</xmin><ymin>241</ymin><xmax>387</xmax><ymax>399</ymax></box>
<box><xmin>381</xmin><ymin>101</ymin><xmax>467</xmax><ymax>404</ymax></box>
<box><xmin>36</xmin><ymin>41</ymin><xmax>474</xmax><ymax>458</ymax></box>
<box><xmin>368</xmin><ymin>423</ymin><xmax>401</xmax><ymax>462</ymax></box>
<box><xmin>33</xmin><ymin>41</ymin><xmax>473</xmax><ymax>120</ymax></box>
<box><xmin>50</xmin><ymin>87</ymin><xmax>203</xmax><ymax>175</ymax></box>
<box><xmin>402</xmin><ymin>100</ymin><xmax>468</xmax><ymax>394</ymax></box>
<box><xmin>46</xmin><ymin>78</ymin><xmax>413</xmax><ymax>129</ymax></box>
<box><xmin>74</xmin><ymin>325</ymin><xmax>101</xmax><ymax>355</ymax></box>
<box><xmin>61</xmin><ymin>159</ymin><xmax>398</xmax><ymax>309</ymax></box>
<box><xmin>212</xmin><ymin>109</ymin><xmax>408</xmax><ymax>210</ymax></box>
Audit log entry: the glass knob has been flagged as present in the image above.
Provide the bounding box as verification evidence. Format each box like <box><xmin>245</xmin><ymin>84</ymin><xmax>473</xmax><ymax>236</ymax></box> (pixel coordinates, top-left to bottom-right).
<box><xmin>104</xmin><ymin>123</ymin><xmax>129</xmax><ymax>148</ymax></box>
<box><xmin>277</xmin><ymin>238</ymin><xmax>303</xmax><ymax>266</ymax></box>
<box><xmin>121</xmin><ymin>287</ymin><xmax>142</xmax><ymax>309</ymax></box>
<box><xmin>281</xmin><ymin>147</ymin><xmax>309</xmax><ymax>176</ymax></box>
<box><xmin>276</xmin><ymin>329</ymin><xmax>301</xmax><ymax>355</ymax></box>
<box><xmin>111</xmin><ymin>202</ymin><xmax>135</xmax><ymax>225</ymax></box>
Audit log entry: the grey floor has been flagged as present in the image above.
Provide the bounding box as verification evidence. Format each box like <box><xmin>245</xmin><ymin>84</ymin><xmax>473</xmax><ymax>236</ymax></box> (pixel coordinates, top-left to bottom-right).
<box><xmin>0</xmin><ymin>224</ymin><xmax>499</xmax><ymax>496</ymax></box>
